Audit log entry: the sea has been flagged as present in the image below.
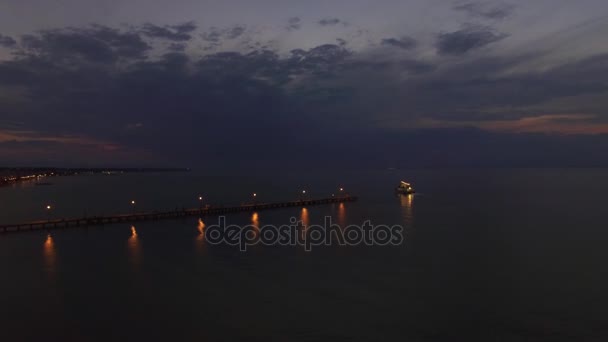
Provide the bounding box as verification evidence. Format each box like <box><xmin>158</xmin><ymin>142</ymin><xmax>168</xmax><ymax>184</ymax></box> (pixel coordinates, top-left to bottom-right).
<box><xmin>0</xmin><ymin>168</ymin><xmax>607</xmax><ymax>341</ymax></box>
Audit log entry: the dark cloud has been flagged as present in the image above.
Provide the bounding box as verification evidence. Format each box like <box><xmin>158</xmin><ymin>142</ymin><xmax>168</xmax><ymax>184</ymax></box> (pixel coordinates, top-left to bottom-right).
<box><xmin>287</xmin><ymin>17</ymin><xmax>301</xmax><ymax>31</ymax></box>
<box><xmin>436</xmin><ymin>24</ymin><xmax>508</xmax><ymax>55</ymax></box>
<box><xmin>201</xmin><ymin>25</ymin><xmax>246</xmax><ymax>42</ymax></box>
<box><xmin>297</xmin><ymin>44</ymin><xmax>350</xmax><ymax>63</ymax></box>
<box><xmin>340</xmin><ymin>58</ymin><xmax>435</xmax><ymax>78</ymax></box>
<box><xmin>370</xmin><ymin>53</ymin><xmax>608</xmax><ymax>126</ymax></box>
<box><xmin>158</xmin><ymin>52</ymin><xmax>190</xmax><ymax>70</ymax></box>
<box><xmin>453</xmin><ymin>2</ymin><xmax>515</xmax><ymax>20</ymax></box>
<box><xmin>287</xmin><ymin>44</ymin><xmax>351</xmax><ymax>77</ymax></box>
<box><xmin>17</xmin><ymin>26</ymin><xmax>150</xmax><ymax>64</ymax></box>
<box><xmin>0</xmin><ymin>38</ymin><xmax>355</xmax><ymax>166</ymax></box>
<box><xmin>199</xmin><ymin>25</ymin><xmax>248</xmax><ymax>51</ymax></box>
<box><xmin>0</xmin><ymin>34</ymin><xmax>17</xmax><ymax>48</ymax></box>
<box><xmin>381</xmin><ymin>36</ymin><xmax>417</xmax><ymax>50</ymax></box>
<box><xmin>168</xmin><ymin>42</ymin><xmax>187</xmax><ymax>51</ymax></box>
<box><xmin>318</xmin><ymin>18</ymin><xmax>341</xmax><ymax>26</ymax></box>
<box><xmin>172</xmin><ymin>21</ymin><xmax>197</xmax><ymax>34</ymax></box>
<box><xmin>399</xmin><ymin>59</ymin><xmax>436</xmax><ymax>74</ymax></box>
<box><xmin>1</xmin><ymin>22</ymin><xmax>608</xmax><ymax>167</ymax></box>
<box><xmin>226</xmin><ymin>25</ymin><xmax>246</xmax><ymax>39</ymax></box>
<box><xmin>141</xmin><ymin>22</ymin><xmax>197</xmax><ymax>41</ymax></box>
<box><xmin>201</xmin><ymin>28</ymin><xmax>222</xmax><ymax>43</ymax></box>
<box><xmin>196</xmin><ymin>50</ymin><xmax>283</xmax><ymax>83</ymax></box>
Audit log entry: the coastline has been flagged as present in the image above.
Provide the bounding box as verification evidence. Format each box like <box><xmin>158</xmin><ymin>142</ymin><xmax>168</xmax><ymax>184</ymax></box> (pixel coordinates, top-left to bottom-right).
<box><xmin>0</xmin><ymin>167</ymin><xmax>190</xmax><ymax>187</ymax></box>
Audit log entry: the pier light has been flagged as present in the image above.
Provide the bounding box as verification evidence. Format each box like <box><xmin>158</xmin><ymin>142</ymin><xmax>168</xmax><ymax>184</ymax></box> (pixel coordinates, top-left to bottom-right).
<box><xmin>45</xmin><ymin>205</ymin><xmax>52</xmax><ymax>221</ymax></box>
<box><xmin>199</xmin><ymin>196</ymin><xmax>203</xmax><ymax>201</ymax></box>
<box><xmin>253</xmin><ymin>193</ymin><xmax>257</xmax><ymax>197</ymax></box>
<box><xmin>131</xmin><ymin>200</ymin><xmax>136</xmax><ymax>205</ymax></box>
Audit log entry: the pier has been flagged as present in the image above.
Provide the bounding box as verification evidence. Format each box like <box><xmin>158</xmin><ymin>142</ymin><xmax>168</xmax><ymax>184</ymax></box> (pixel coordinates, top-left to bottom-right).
<box><xmin>0</xmin><ymin>196</ymin><xmax>357</xmax><ymax>234</ymax></box>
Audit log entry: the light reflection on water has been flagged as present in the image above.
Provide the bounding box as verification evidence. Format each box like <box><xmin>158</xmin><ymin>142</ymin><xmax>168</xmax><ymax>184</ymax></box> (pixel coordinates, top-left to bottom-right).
<box><xmin>197</xmin><ymin>218</ymin><xmax>206</xmax><ymax>234</ymax></box>
<box><xmin>249</xmin><ymin>212</ymin><xmax>260</xmax><ymax>241</ymax></box>
<box><xmin>195</xmin><ymin>218</ymin><xmax>206</xmax><ymax>253</ymax></box>
<box><xmin>337</xmin><ymin>203</ymin><xmax>346</xmax><ymax>228</ymax></box>
<box><xmin>43</xmin><ymin>233</ymin><xmax>56</xmax><ymax>277</ymax></box>
<box><xmin>128</xmin><ymin>225</ymin><xmax>142</xmax><ymax>267</ymax></box>
<box><xmin>300</xmin><ymin>208</ymin><xmax>309</xmax><ymax>227</ymax></box>
<box><xmin>299</xmin><ymin>208</ymin><xmax>309</xmax><ymax>243</ymax></box>
<box><xmin>251</xmin><ymin>212</ymin><xmax>259</xmax><ymax>229</ymax></box>
<box><xmin>399</xmin><ymin>194</ymin><xmax>414</xmax><ymax>225</ymax></box>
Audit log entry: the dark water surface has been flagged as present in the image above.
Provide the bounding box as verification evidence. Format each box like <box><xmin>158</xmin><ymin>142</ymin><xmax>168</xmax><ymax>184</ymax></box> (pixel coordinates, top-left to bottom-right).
<box><xmin>1</xmin><ymin>168</ymin><xmax>607</xmax><ymax>341</ymax></box>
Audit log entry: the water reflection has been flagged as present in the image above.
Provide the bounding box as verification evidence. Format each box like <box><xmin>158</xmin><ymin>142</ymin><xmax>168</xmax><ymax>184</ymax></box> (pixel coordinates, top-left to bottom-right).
<box><xmin>398</xmin><ymin>194</ymin><xmax>414</xmax><ymax>225</ymax></box>
<box><xmin>300</xmin><ymin>208</ymin><xmax>309</xmax><ymax>228</ymax></box>
<box><xmin>337</xmin><ymin>203</ymin><xmax>346</xmax><ymax>228</ymax></box>
<box><xmin>195</xmin><ymin>218</ymin><xmax>206</xmax><ymax>253</ymax></box>
<box><xmin>128</xmin><ymin>226</ymin><xmax>142</xmax><ymax>267</ymax></box>
<box><xmin>298</xmin><ymin>208</ymin><xmax>310</xmax><ymax>241</ymax></box>
<box><xmin>251</xmin><ymin>212</ymin><xmax>260</xmax><ymax>229</ymax></box>
<box><xmin>249</xmin><ymin>212</ymin><xmax>260</xmax><ymax>240</ymax></box>
<box><xmin>43</xmin><ymin>233</ymin><xmax>56</xmax><ymax>277</ymax></box>
<box><xmin>197</xmin><ymin>218</ymin><xmax>206</xmax><ymax>234</ymax></box>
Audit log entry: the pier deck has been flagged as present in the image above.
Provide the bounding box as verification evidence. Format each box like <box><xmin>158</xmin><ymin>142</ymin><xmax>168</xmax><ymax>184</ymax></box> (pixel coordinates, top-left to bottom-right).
<box><xmin>0</xmin><ymin>196</ymin><xmax>357</xmax><ymax>234</ymax></box>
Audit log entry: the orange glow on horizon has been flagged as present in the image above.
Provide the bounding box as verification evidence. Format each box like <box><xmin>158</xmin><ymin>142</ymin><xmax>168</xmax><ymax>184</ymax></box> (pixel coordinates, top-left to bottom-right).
<box><xmin>418</xmin><ymin>114</ymin><xmax>608</xmax><ymax>135</ymax></box>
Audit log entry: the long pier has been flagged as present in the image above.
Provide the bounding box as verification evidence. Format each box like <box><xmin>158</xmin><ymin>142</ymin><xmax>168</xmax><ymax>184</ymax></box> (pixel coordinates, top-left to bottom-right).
<box><xmin>0</xmin><ymin>196</ymin><xmax>357</xmax><ymax>234</ymax></box>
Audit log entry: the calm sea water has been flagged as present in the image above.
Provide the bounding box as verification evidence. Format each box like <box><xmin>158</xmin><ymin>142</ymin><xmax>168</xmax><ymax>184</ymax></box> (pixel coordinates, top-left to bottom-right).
<box><xmin>1</xmin><ymin>168</ymin><xmax>607</xmax><ymax>341</ymax></box>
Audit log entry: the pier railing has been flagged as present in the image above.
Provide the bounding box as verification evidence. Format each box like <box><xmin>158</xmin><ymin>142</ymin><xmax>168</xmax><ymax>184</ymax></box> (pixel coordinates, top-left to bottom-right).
<box><xmin>0</xmin><ymin>195</ymin><xmax>357</xmax><ymax>234</ymax></box>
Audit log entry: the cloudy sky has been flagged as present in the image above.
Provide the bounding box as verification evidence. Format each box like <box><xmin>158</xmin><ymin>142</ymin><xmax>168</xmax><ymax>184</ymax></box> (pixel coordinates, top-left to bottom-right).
<box><xmin>1</xmin><ymin>0</ymin><xmax>607</xmax><ymax>167</ymax></box>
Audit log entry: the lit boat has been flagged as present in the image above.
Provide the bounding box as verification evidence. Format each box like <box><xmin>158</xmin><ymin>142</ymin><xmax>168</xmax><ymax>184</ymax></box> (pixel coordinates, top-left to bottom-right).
<box><xmin>395</xmin><ymin>181</ymin><xmax>415</xmax><ymax>194</ymax></box>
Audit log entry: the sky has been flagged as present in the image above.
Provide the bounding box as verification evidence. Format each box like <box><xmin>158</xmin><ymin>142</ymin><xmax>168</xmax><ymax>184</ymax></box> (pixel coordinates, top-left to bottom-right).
<box><xmin>0</xmin><ymin>0</ymin><xmax>607</xmax><ymax>167</ymax></box>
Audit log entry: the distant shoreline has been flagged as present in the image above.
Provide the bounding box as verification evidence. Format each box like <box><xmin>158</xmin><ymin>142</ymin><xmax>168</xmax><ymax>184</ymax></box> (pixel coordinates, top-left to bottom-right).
<box><xmin>0</xmin><ymin>167</ymin><xmax>190</xmax><ymax>187</ymax></box>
